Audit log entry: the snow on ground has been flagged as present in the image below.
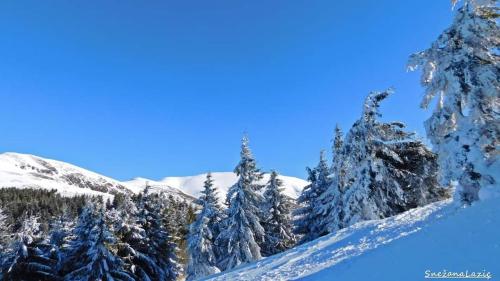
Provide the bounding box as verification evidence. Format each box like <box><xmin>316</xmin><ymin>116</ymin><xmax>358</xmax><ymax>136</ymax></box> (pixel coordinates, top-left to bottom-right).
<box><xmin>205</xmin><ymin>197</ymin><xmax>500</xmax><ymax>281</ymax></box>
<box><xmin>157</xmin><ymin>172</ymin><xmax>308</xmax><ymax>201</ymax></box>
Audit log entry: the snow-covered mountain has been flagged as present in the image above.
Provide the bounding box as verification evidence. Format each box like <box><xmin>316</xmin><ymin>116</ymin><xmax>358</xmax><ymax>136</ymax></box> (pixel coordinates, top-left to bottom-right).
<box><xmin>0</xmin><ymin>153</ymin><xmax>308</xmax><ymax>203</ymax></box>
<box><xmin>0</xmin><ymin>152</ymin><xmax>192</xmax><ymax>201</ymax></box>
<box><xmin>0</xmin><ymin>152</ymin><xmax>131</xmax><ymax>199</ymax></box>
<box><xmin>205</xmin><ymin>196</ymin><xmax>500</xmax><ymax>281</ymax></box>
<box><xmin>124</xmin><ymin>172</ymin><xmax>308</xmax><ymax>202</ymax></box>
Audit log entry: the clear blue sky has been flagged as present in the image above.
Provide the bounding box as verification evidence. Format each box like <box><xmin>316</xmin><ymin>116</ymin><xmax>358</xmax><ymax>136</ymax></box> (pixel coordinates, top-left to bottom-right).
<box><xmin>0</xmin><ymin>0</ymin><xmax>453</xmax><ymax>180</ymax></box>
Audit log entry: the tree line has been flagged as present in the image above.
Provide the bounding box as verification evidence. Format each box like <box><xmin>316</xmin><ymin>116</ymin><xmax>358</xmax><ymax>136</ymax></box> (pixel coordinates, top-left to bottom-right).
<box><xmin>0</xmin><ymin>188</ymin><xmax>195</xmax><ymax>281</ymax></box>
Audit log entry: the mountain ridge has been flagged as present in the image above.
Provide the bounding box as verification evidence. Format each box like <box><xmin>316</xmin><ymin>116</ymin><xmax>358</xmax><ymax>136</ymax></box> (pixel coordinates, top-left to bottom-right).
<box><xmin>0</xmin><ymin>152</ymin><xmax>308</xmax><ymax>202</ymax></box>
<box><xmin>124</xmin><ymin>171</ymin><xmax>308</xmax><ymax>202</ymax></box>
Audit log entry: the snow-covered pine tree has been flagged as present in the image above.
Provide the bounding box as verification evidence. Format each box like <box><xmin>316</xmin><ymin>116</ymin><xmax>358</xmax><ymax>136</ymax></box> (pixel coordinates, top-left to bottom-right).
<box><xmin>315</xmin><ymin>125</ymin><xmax>346</xmax><ymax>239</ymax></box>
<box><xmin>105</xmin><ymin>194</ymin><xmax>146</xmax><ymax>280</ymax></box>
<box><xmin>163</xmin><ymin>195</ymin><xmax>182</xmax><ymax>241</ymax></box>
<box><xmin>1</xmin><ymin>215</ymin><xmax>60</xmax><ymax>281</ymax></box>
<box><xmin>174</xmin><ymin>198</ymin><xmax>195</xmax><ymax>269</ymax></box>
<box><xmin>261</xmin><ymin>171</ymin><xmax>296</xmax><ymax>256</ymax></box>
<box><xmin>107</xmin><ymin>194</ymin><xmax>139</xmax><ymax>241</ymax></box>
<box><xmin>134</xmin><ymin>187</ymin><xmax>181</xmax><ymax>281</ymax></box>
<box><xmin>186</xmin><ymin>172</ymin><xmax>223</xmax><ymax>280</ymax></box>
<box><xmin>408</xmin><ymin>0</ymin><xmax>499</xmax><ymax>202</ymax></box>
<box><xmin>331</xmin><ymin>124</ymin><xmax>344</xmax><ymax>172</ymax></box>
<box><xmin>47</xmin><ymin>215</ymin><xmax>74</xmax><ymax>275</ymax></box>
<box><xmin>0</xmin><ymin>208</ymin><xmax>9</xmax><ymax>252</ymax></box>
<box><xmin>216</xmin><ymin>136</ymin><xmax>265</xmax><ymax>270</ymax></box>
<box><xmin>326</xmin><ymin>90</ymin><xmax>449</xmax><ymax>231</ymax></box>
<box><xmin>294</xmin><ymin>150</ymin><xmax>332</xmax><ymax>243</ymax></box>
<box><xmin>61</xmin><ymin>203</ymin><xmax>133</xmax><ymax>281</ymax></box>
<box><xmin>293</xmin><ymin>167</ymin><xmax>316</xmax><ymax>239</ymax></box>
<box><xmin>160</xmin><ymin>193</ymin><xmax>194</xmax><ymax>275</ymax></box>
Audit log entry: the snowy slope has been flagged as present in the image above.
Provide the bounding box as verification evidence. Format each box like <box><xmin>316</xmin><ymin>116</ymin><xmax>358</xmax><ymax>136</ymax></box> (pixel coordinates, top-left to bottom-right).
<box><xmin>0</xmin><ymin>152</ymin><xmax>130</xmax><ymax>198</ymax></box>
<box><xmin>156</xmin><ymin>172</ymin><xmax>308</xmax><ymax>201</ymax></box>
<box><xmin>122</xmin><ymin>177</ymin><xmax>195</xmax><ymax>201</ymax></box>
<box><xmin>0</xmin><ymin>153</ymin><xmax>307</xmax><ymax>203</ymax></box>
<box><xmin>205</xmin><ymin>197</ymin><xmax>500</xmax><ymax>281</ymax></box>
<box><xmin>0</xmin><ymin>152</ymin><xmax>196</xmax><ymax>201</ymax></box>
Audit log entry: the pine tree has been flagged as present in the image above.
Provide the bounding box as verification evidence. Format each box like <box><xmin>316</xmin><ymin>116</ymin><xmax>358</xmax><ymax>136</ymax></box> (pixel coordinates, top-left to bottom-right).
<box><xmin>47</xmin><ymin>216</ymin><xmax>74</xmax><ymax>275</ymax></box>
<box><xmin>261</xmin><ymin>171</ymin><xmax>296</xmax><ymax>256</ymax></box>
<box><xmin>331</xmin><ymin>124</ymin><xmax>344</xmax><ymax>172</ymax></box>
<box><xmin>312</xmin><ymin>126</ymin><xmax>346</xmax><ymax>241</ymax></box>
<box><xmin>62</xmin><ymin>203</ymin><xmax>133</xmax><ymax>281</ymax></box>
<box><xmin>216</xmin><ymin>136</ymin><xmax>265</xmax><ymax>270</ymax></box>
<box><xmin>408</xmin><ymin>0</ymin><xmax>499</xmax><ymax>202</ymax></box>
<box><xmin>294</xmin><ymin>150</ymin><xmax>332</xmax><ymax>242</ymax></box>
<box><xmin>186</xmin><ymin>173</ymin><xmax>223</xmax><ymax>280</ymax></box>
<box><xmin>293</xmin><ymin>167</ymin><xmax>317</xmax><ymax>241</ymax></box>
<box><xmin>173</xmin><ymin>198</ymin><xmax>194</xmax><ymax>269</ymax></box>
<box><xmin>1</xmin><ymin>215</ymin><xmax>60</xmax><ymax>281</ymax></box>
<box><xmin>161</xmin><ymin>194</ymin><xmax>193</xmax><ymax>275</ymax></box>
<box><xmin>105</xmin><ymin>194</ymin><xmax>145</xmax><ymax>280</ymax></box>
<box><xmin>132</xmin><ymin>187</ymin><xmax>181</xmax><ymax>281</ymax></box>
<box><xmin>0</xmin><ymin>208</ymin><xmax>9</xmax><ymax>251</ymax></box>
<box><xmin>325</xmin><ymin>90</ymin><xmax>449</xmax><ymax>231</ymax></box>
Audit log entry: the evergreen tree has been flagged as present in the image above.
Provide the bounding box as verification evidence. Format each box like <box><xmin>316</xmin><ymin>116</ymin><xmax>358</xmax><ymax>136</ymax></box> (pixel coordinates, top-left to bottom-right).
<box><xmin>61</xmin><ymin>203</ymin><xmax>133</xmax><ymax>281</ymax></box>
<box><xmin>47</xmin><ymin>215</ymin><xmax>74</xmax><ymax>275</ymax></box>
<box><xmin>408</xmin><ymin>0</ymin><xmax>499</xmax><ymax>202</ymax></box>
<box><xmin>325</xmin><ymin>90</ymin><xmax>449</xmax><ymax>232</ymax></box>
<box><xmin>133</xmin><ymin>187</ymin><xmax>181</xmax><ymax>281</ymax></box>
<box><xmin>1</xmin><ymin>215</ymin><xmax>60</xmax><ymax>281</ymax></box>
<box><xmin>0</xmin><ymin>208</ymin><xmax>9</xmax><ymax>251</ymax></box>
<box><xmin>331</xmin><ymin>124</ymin><xmax>344</xmax><ymax>172</ymax></box>
<box><xmin>216</xmin><ymin>136</ymin><xmax>264</xmax><ymax>270</ymax></box>
<box><xmin>0</xmin><ymin>188</ymin><xmax>86</xmax><ymax>227</ymax></box>
<box><xmin>105</xmin><ymin>194</ymin><xmax>145</xmax><ymax>280</ymax></box>
<box><xmin>261</xmin><ymin>171</ymin><xmax>296</xmax><ymax>256</ymax></box>
<box><xmin>172</xmin><ymin>198</ymin><xmax>194</xmax><ymax>269</ymax></box>
<box><xmin>186</xmin><ymin>173</ymin><xmax>223</xmax><ymax>280</ymax></box>
<box><xmin>161</xmin><ymin>194</ymin><xmax>194</xmax><ymax>274</ymax></box>
<box><xmin>294</xmin><ymin>151</ymin><xmax>331</xmax><ymax>242</ymax></box>
<box><xmin>318</xmin><ymin>125</ymin><xmax>345</xmax><ymax>237</ymax></box>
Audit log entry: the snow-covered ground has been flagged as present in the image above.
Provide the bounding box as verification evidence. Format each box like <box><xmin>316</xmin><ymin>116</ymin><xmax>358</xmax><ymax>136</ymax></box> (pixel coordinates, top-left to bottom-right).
<box><xmin>0</xmin><ymin>152</ymin><xmax>308</xmax><ymax>202</ymax></box>
<box><xmin>205</xmin><ymin>197</ymin><xmax>500</xmax><ymax>281</ymax></box>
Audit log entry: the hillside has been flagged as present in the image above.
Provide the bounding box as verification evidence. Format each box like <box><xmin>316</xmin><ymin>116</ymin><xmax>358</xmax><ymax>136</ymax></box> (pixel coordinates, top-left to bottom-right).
<box><xmin>205</xmin><ymin>196</ymin><xmax>499</xmax><ymax>281</ymax></box>
<box><xmin>0</xmin><ymin>152</ymin><xmax>194</xmax><ymax>201</ymax></box>
<box><xmin>0</xmin><ymin>152</ymin><xmax>129</xmax><ymax>198</ymax></box>
<box><xmin>0</xmin><ymin>152</ymin><xmax>307</xmax><ymax>203</ymax></box>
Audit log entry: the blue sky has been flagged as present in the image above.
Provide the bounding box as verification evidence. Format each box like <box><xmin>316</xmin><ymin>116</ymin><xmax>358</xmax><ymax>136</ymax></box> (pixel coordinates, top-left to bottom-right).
<box><xmin>0</xmin><ymin>1</ymin><xmax>453</xmax><ymax>180</ymax></box>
